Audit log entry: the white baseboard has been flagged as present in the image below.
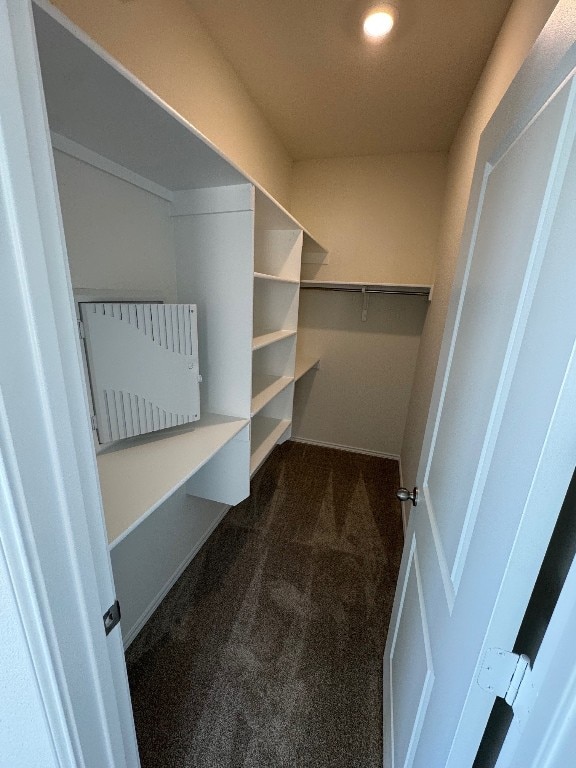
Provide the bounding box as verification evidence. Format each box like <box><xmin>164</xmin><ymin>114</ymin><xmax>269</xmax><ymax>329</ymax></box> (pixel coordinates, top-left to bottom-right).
<box><xmin>289</xmin><ymin>436</ymin><xmax>400</xmax><ymax>462</ymax></box>
<box><xmin>122</xmin><ymin>504</ymin><xmax>231</xmax><ymax>649</ymax></box>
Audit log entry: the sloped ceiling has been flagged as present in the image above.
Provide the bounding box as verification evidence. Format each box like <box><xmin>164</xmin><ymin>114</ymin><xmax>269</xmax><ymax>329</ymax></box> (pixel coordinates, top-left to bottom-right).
<box><xmin>186</xmin><ymin>0</ymin><xmax>514</xmax><ymax>159</ymax></box>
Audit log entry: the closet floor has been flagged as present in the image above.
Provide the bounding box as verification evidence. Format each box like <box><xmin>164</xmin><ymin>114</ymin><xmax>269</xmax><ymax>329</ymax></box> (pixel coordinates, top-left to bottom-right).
<box><xmin>126</xmin><ymin>441</ymin><xmax>404</xmax><ymax>767</ymax></box>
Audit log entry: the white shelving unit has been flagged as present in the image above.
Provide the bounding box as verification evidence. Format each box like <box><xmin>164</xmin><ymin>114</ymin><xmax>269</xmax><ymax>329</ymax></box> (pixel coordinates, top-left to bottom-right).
<box><xmin>29</xmin><ymin>1</ymin><xmax>327</xmax><ymax>642</ymax></box>
<box><xmin>250</xmin><ymin>415</ymin><xmax>292</xmax><ymax>476</ymax></box>
<box><xmin>98</xmin><ymin>414</ymin><xmax>249</xmax><ymax>547</ymax></box>
<box><xmin>251</xmin><ymin>373</ymin><xmax>293</xmax><ymax>417</ymax></box>
<box><xmin>249</xmin><ymin>191</ymin><xmax>305</xmax><ymax>472</ymax></box>
<box><xmin>295</xmin><ymin>354</ymin><xmax>320</xmax><ymax>381</ymax></box>
<box><xmin>252</xmin><ymin>329</ymin><xmax>297</xmax><ymax>350</ymax></box>
<box><xmin>254</xmin><ymin>272</ymin><xmax>300</xmax><ymax>285</ymax></box>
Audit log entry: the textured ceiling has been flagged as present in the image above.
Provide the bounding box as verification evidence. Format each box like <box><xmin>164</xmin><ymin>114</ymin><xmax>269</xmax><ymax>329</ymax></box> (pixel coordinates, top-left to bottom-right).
<box><xmin>186</xmin><ymin>0</ymin><xmax>514</xmax><ymax>160</ymax></box>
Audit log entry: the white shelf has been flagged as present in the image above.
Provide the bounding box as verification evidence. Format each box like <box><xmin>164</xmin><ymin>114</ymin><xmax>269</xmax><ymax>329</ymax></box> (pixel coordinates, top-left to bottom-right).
<box><xmin>97</xmin><ymin>413</ymin><xmax>248</xmax><ymax>547</ymax></box>
<box><xmin>34</xmin><ymin>5</ymin><xmax>246</xmax><ymax>192</ymax></box>
<box><xmin>254</xmin><ymin>272</ymin><xmax>299</xmax><ymax>285</ymax></box>
<box><xmin>295</xmin><ymin>355</ymin><xmax>320</xmax><ymax>381</ymax></box>
<box><xmin>252</xmin><ymin>329</ymin><xmax>297</xmax><ymax>351</ymax></box>
<box><xmin>300</xmin><ymin>280</ymin><xmax>432</xmax><ymax>296</ymax></box>
<box><xmin>251</xmin><ymin>374</ymin><xmax>294</xmax><ymax>416</ymax></box>
<box><xmin>250</xmin><ymin>416</ymin><xmax>291</xmax><ymax>476</ymax></box>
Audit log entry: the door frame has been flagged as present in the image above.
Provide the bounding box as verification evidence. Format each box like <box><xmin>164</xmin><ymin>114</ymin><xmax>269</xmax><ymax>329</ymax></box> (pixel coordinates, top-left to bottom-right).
<box><xmin>409</xmin><ymin>2</ymin><xmax>576</xmax><ymax>764</ymax></box>
<box><xmin>0</xmin><ymin>1</ymin><xmax>138</xmax><ymax>765</ymax></box>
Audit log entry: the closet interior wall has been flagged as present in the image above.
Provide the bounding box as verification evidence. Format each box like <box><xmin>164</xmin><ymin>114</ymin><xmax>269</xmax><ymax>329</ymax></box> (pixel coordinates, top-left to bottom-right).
<box><xmin>35</xmin><ymin>1</ymin><xmax>325</xmax><ymax>647</ymax></box>
<box><xmin>291</xmin><ymin>154</ymin><xmax>448</xmax><ymax>458</ymax></box>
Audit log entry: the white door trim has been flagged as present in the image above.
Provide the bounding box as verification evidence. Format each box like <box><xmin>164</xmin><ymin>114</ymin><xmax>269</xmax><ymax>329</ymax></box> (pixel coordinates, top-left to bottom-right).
<box><xmin>0</xmin><ymin>1</ymin><xmax>138</xmax><ymax>764</ymax></box>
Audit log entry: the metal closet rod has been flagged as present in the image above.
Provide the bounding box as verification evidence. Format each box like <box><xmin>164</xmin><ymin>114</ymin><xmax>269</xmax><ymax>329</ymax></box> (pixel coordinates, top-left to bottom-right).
<box><xmin>299</xmin><ymin>283</ymin><xmax>431</xmax><ymax>297</ymax></box>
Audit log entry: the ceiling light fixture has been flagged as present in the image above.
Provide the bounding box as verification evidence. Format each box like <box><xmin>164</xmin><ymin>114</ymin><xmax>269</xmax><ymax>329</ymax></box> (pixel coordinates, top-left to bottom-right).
<box><xmin>362</xmin><ymin>4</ymin><xmax>397</xmax><ymax>40</ymax></box>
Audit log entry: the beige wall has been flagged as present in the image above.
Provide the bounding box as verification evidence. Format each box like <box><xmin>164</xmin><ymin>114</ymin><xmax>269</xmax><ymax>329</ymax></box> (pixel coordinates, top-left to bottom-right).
<box><xmin>292</xmin><ymin>154</ymin><xmax>447</xmax><ymax>284</ymax></box>
<box><xmin>401</xmin><ymin>0</ymin><xmax>559</xmax><ymax>488</ymax></box>
<box><xmin>291</xmin><ymin>154</ymin><xmax>447</xmax><ymax>456</ymax></box>
<box><xmin>49</xmin><ymin>0</ymin><xmax>292</xmax><ymax>206</ymax></box>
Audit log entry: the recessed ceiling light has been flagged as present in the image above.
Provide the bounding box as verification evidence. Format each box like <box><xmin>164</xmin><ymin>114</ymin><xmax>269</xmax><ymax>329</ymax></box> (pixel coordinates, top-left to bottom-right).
<box><xmin>363</xmin><ymin>4</ymin><xmax>397</xmax><ymax>40</ymax></box>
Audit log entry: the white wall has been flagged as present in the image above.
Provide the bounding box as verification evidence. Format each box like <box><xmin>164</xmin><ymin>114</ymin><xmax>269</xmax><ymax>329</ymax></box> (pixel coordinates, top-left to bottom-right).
<box><xmin>50</xmin><ymin>0</ymin><xmax>293</xmax><ymax>206</ymax></box>
<box><xmin>401</xmin><ymin>0</ymin><xmax>560</xmax><ymax>488</ymax></box>
<box><xmin>291</xmin><ymin>154</ymin><xmax>447</xmax><ymax>456</ymax></box>
<box><xmin>54</xmin><ymin>152</ymin><xmax>230</xmax><ymax>645</ymax></box>
<box><xmin>54</xmin><ymin>150</ymin><xmax>177</xmax><ymax>299</ymax></box>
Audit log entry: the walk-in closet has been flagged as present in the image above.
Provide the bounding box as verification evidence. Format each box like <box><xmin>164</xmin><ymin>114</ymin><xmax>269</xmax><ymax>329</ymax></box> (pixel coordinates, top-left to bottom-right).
<box><xmin>2</xmin><ymin>0</ymin><xmax>570</xmax><ymax>766</ymax></box>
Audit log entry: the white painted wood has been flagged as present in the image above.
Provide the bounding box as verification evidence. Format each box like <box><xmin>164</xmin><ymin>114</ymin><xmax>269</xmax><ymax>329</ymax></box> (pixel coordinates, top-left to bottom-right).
<box><xmin>0</xmin><ymin>520</ymin><xmax>60</xmax><ymax>768</ymax></box>
<box><xmin>54</xmin><ymin>150</ymin><xmax>178</xmax><ymax>302</ymax></box>
<box><xmin>81</xmin><ymin>302</ymin><xmax>201</xmax><ymax>443</ymax></box>
<box><xmin>251</xmin><ymin>373</ymin><xmax>294</xmax><ymax>416</ymax></box>
<box><xmin>0</xmin><ymin>0</ymin><xmax>323</xmax><ymax>756</ymax></box>
<box><xmin>52</xmin><ymin>132</ymin><xmax>174</xmax><ymax>201</ymax></box>
<box><xmin>252</xmin><ymin>329</ymin><xmax>297</xmax><ymax>351</ymax></box>
<box><xmin>254</xmin><ymin>230</ymin><xmax>303</xmax><ymax>280</ymax></box>
<box><xmin>171</xmin><ymin>184</ymin><xmax>254</xmax><ymax>216</ymax></box>
<box><xmin>388</xmin><ymin>534</ymin><xmax>434</xmax><ymax>768</ymax></box>
<box><xmin>254</xmin><ymin>271</ymin><xmax>300</xmax><ymax>285</ymax></box>
<box><xmin>249</xmin><ymin>383</ymin><xmax>295</xmax><ymax>473</ymax></box>
<box><xmin>110</xmin><ymin>490</ymin><xmax>231</xmax><ymax>647</ymax></box>
<box><xmin>187</xmin><ymin>425</ymin><xmax>250</xmax><ymax>505</ymax></box>
<box><xmin>495</xmin><ymin>552</ymin><xmax>576</xmax><ymax>768</ymax></box>
<box><xmin>301</xmin><ymin>233</ymin><xmax>329</xmax><ymax>266</ymax></box>
<box><xmin>254</xmin><ymin>334</ymin><xmax>297</xmax><ymax>378</ymax></box>
<box><xmin>253</xmin><ymin>280</ymin><xmax>300</xmax><ymax>337</ymax></box>
<box><xmin>33</xmin><ymin>2</ymin><xmax>247</xmax><ymax>191</ymax></box>
<box><xmin>0</xmin><ymin>1</ymin><xmax>138</xmax><ymax>763</ymax></box>
<box><xmin>99</xmin><ymin>414</ymin><xmax>248</xmax><ymax>547</ymax></box>
<box><xmin>383</xmin><ymin>9</ymin><xmax>576</xmax><ymax>766</ymax></box>
<box><xmin>174</xmin><ymin>207</ymin><xmax>253</xmax><ymax>418</ymax></box>
<box><xmin>250</xmin><ymin>416</ymin><xmax>292</xmax><ymax>476</ymax></box>
<box><xmin>253</xmin><ymin>186</ymin><xmax>302</xmax><ymax>230</ymax></box>
<box><xmin>294</xmin><ymin>354</ymin><xmax>320</xmax><ymax>381</ymax></box>
<box><xmin>33</xmin><ymin>0</ymin><xmax>325</xmax><ymax>262</ymax></box>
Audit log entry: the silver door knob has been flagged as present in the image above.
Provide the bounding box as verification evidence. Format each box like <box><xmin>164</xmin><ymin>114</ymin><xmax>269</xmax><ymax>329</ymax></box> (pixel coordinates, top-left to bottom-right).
<box><xmin>396</xmin><ymin>486</ymin><xmax>419</xmax><ymax>507</ymax></box>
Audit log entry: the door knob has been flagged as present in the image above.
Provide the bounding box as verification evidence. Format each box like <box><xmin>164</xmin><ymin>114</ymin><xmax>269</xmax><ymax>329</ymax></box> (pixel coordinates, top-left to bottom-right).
<box><xmin>396</xmin><ymin>486</ymin><xmax>419</xmax><ymax>507</ymax></box>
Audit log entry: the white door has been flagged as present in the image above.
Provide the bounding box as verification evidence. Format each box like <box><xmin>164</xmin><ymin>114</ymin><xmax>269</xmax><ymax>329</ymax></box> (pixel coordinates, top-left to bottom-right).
<box><xmin>0</xmin><ymin>2</ymin><xmax>139</xmax><ymax>765</ymax></box>
<box><xmin>383</xmin><ymin>6</ymin><xmax>576</xmax><ymax>767</ymax></box>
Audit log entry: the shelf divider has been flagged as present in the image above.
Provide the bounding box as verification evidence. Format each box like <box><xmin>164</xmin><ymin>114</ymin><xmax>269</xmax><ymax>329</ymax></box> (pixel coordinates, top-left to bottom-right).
<box><xmin>252</xmin><ymin>329</ymin><xmax>297</xmax><ymax>351</ymax></box>
<box><xmin>254</xmin><ymin>271</ymin><xmax>300</xmax><ymax>285</ymax></box>
<box><xmin>250</xmin><ymin>416</ymin><xmax>291</xmax><ymax>476</ymax></box>
<box><xmin>251</xmin><ymin>374</ymin><xmax>294</xmax><ymax>416</ymax></box>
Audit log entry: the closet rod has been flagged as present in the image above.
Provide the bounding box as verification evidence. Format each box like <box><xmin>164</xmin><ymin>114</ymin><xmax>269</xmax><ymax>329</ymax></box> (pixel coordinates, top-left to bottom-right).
<box><xmin>299</xmin><ymin>282</ymin><xmax>431</xmax><ymax>297</ymax></box>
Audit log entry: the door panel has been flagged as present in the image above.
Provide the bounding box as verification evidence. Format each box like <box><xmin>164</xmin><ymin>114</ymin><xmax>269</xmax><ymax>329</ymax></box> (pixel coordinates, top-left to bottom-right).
<box><xmin>384</xmin><ymin>25</ymin><xmax>576</xmax><ymax>766</ymax></box>
<box><xmin>426</xmin><ymin>83</ymin><xmax>571</xmax><ymax>590</ymax></box>
<box><xmin>388</xmin><ymin>536</ymin><xmax>434</xmax><ymax>768</ymax></box>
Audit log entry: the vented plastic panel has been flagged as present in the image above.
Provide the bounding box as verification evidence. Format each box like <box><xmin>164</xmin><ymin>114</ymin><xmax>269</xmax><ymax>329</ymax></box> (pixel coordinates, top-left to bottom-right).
<box><xmin>80</xmin><ymin>303</ymin><xmax>200</xmax><ymax>443</ymax></box>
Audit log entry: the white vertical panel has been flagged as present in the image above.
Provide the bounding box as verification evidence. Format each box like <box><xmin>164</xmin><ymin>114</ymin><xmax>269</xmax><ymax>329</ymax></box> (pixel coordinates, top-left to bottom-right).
<box><xmin>81</xmin><ymin>302</ymin><xmax>200</xmax><ymax>443</ymax></box>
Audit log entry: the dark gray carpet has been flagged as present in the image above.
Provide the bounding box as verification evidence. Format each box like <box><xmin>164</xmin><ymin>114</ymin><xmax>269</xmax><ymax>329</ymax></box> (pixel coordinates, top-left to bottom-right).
<box><xmin>126</xmin><ymin>440</ymin><xmax>404</xmax><ymax>767</ymax></box>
